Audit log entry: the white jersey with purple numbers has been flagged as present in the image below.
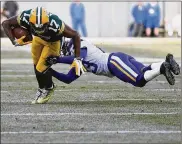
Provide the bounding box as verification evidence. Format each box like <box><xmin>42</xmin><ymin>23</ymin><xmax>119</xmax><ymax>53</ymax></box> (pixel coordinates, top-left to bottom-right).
<box><xmin>68</xmin><ymin>40</ymin><xmax>113</xmax><ymax>77</ymax></box>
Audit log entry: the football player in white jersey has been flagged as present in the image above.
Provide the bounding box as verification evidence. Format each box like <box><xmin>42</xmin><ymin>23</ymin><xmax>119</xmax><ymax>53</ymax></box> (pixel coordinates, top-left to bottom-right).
<box><xmin>46</xmin><ymin>38</ymin><xmax>180</xmax><ymax>88</ymax></box>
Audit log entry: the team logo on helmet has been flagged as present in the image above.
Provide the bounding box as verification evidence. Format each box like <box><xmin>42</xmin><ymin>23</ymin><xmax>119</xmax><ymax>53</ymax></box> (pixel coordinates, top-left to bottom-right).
<box><xmin>29</xmin><ymin>7</ymin><xmax>49</xmax><ymax>34</ymax></box>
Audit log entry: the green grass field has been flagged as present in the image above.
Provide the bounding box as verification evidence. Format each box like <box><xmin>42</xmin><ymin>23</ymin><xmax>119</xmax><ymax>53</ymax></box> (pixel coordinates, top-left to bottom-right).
<box><xmin>1</xmin><ymin>44</ymin><xmax>181</xmax><ymax>143</ymax></box>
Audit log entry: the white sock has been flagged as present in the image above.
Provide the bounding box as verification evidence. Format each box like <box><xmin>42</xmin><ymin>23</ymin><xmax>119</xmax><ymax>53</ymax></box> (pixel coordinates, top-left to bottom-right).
<box><xmin>144</xmin><ymin>61</ymin><xmax>164</xmax><ymax>81</ymax></box>
<box><xmin>150</xmin><ymin>61</ymin><xmax>164</xmax><ymax>70</ymax></box>
<box><xmin>144</xmin><ymin>68</ymin><xmax>161</xmax><ymax>81</ymax></box>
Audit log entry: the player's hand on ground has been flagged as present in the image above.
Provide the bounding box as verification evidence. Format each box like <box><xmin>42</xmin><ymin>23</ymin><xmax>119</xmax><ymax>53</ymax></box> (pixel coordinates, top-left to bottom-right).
<box><xmin>13</xmin><ymin>36</ymin><xmax>32</xmax><ymax>46</ymax></box>
<box><xmin>71</xmin><ymin>57</ymin><xmax>86</xmax><ymax>76</ymax></box>
<box><xmin>46</xmin><ymin>56</ymin><xmax>58</xmax><ymax>66</ymax></box>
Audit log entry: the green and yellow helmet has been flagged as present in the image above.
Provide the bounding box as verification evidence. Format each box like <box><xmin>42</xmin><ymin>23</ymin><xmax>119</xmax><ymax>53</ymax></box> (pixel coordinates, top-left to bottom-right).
<box><xmin>29</xmin><ymin>7</ymin><xmax>49</xmax><ymax>34</ymax></box>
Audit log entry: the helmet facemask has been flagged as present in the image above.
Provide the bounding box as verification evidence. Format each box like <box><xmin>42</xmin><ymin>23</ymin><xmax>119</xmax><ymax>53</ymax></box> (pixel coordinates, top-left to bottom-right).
<box><xmin>30</xmin><ymin>22</ymin><xmax>49</xmax><ymax>34</ymax></box>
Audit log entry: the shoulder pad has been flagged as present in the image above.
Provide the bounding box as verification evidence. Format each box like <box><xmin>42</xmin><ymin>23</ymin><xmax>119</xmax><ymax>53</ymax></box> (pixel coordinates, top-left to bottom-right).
<box><xmin>17</xmin><ymin>9</ymin><xmax>31</xmax><ymax>28</ymax></box>
<box><xmin>48</xmin><ymin>13</ymin><xmax>65</xmax><ymax>34</ymax></box>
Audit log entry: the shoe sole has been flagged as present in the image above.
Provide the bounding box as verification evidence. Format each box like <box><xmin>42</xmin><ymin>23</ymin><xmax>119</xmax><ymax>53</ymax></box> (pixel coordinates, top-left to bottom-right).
<box><xmin>31</xmin><ymin>100</ymin><xmax>38</xmax><ymax>104</ymax></box>
<box><xmin>166</xmin><ymin>54</ymin><xmax>180</xmax><ymax>75</ymax></box>
<box><xmin>37</xmin><ymin>95</ymin><xmax>52</xmax><ymax>104</ymax></box>
<box><xmin>163</xmin><ymin>63</ymin><xmax>175</xmax><ymax>85</ymax></box>
<box><xmin>164</xmin><ymin>71</ymin><xmax>175</xmax><ymax>85</ymax></box>
<box><xmin>170</xmin><ymin>61</ymin><xmax>180</xmax><ymax>75</ymax></box>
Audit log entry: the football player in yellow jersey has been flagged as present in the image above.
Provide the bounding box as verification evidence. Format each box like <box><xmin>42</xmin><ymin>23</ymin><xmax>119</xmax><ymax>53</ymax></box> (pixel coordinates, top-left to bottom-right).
<box><xmin>2</xmin><ymin>7</ymin><xmax>84</xmax><ymax>104</ymax></box>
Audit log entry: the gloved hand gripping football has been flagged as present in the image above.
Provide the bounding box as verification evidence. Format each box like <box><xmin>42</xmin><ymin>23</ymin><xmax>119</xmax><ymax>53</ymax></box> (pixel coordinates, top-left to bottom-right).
<box><xmin>14</xmin><ymin>36</ymin><xmax>32</xmax><ymax>46</ymax></box>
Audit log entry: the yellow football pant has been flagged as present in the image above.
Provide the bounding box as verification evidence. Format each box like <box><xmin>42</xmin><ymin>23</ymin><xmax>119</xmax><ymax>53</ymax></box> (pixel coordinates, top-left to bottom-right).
<box><xmin>31</xmin><ymin>36</ymin><xmax>60</xmax><ymax>72</ymax></box>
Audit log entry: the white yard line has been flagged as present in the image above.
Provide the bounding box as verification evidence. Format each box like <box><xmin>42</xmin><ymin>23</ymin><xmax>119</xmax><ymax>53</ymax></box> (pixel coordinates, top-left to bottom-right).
<box><xmin>1</xmin><ymin>70</ymin><xmax>32</xmax><ymax>72</ymax></box>
<box><xmin>0</xmin><ymin>98</ymin><xmax>180</xmax><ymax>103</ymax></box>
<box><xmin>1</xmin><ymin>75</ymin><xmax>35</xmax><ymax>77</ymax></box>
<box><xmin>1</xmin><ymin>130</ymin><xmax>181</xmax><ymax>134</ymax></box>
<box><xmin>1</xmin><ymin>89</ymin><xmax>181</xmax><ymax>92</ymax></box>
<box><xmin>88</xmin><ymin>80</ymin><xmax>181</xmax><ymax>84</ymax></box>
<box><xmin>1</xmin><ymin>112</ymin><xmax>179</xmax><ymax>116</ymax></box>
<box><xmin>1</xmin><ymin>91</ymin><xmax>8</xmax><ymax>93</ymax></box>
<box><xmin>1</xmin><ymin>59</ymin><xmax>33</xmax><ymax>64</ymax></box>
<box><xmin>56</xmin><ymin>89</ymin><xmax>181</xmax><ymax>92</ymax></box>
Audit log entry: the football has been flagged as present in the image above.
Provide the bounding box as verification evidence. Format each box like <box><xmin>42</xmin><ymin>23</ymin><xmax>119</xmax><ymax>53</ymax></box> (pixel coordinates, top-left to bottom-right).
<box><xmin>12</xmin><ymin>27</ymin><xmax>32</xmax><ymax>42</ymax></box>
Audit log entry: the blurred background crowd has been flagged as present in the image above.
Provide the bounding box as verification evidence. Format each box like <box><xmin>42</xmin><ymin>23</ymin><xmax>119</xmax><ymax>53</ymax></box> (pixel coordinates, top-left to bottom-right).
<box><xmin>1</xmin><ymin>1</ymin><xmax>181</xmax><ymax>38</ymax></box>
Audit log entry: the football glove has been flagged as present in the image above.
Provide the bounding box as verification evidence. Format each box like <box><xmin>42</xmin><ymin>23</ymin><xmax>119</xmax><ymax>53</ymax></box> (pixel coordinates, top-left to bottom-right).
<box><xmin>70</xmin><ymin>57</ymin><xmax>86</xmax><ymax>76</ymax></box>
<box><xmin>46</xmin><ymin>56</ymin><xmax>58</xmax><ymax>66</ymax></box>
<box><xmin>14</xmin><ymin>36</ymin><xmax>32</xmax><ymax>46</ymax></box>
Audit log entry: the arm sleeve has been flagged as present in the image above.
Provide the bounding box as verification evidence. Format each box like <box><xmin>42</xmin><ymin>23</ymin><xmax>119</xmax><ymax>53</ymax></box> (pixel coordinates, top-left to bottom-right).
<box><xmin>52</xmin><ymin>68</ymin><xmax>79</xmax><ymax>84</ymax></box>
<box><xmin>57</xmin><ymin>55</ymin><xmax>75</xmax><ymax>64</ymax></box>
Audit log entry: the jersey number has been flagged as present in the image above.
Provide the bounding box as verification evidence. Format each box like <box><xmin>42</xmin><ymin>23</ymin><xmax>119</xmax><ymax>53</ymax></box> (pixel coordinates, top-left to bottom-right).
<box><xmin>50</xmin><ymin>19</ymin><xmax>59</xmax><ymax>32</ymax></box>
<box><xmin>21</xmin><ymin>13</ymin><xmax>30</xmax><ymax>24</ymax></box>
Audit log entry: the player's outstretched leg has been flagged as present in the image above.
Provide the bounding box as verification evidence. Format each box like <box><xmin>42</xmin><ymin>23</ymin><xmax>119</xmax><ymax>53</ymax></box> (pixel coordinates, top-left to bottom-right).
<box><xmin>50</xmin><ymin>67</ymin><xmax>80</xmax><ymax>84</ymax></box>
<box><xmin>108</xmin><ymin>52</ymin><xmax>177</xmax><ymax>87</ymax></box>
<box><xmin>108</xmin><ymin>52</ymin><xmax>146</xmax><ymax>87</ymax></box>
<box><xmin>141</xmin><ymin>61</ymin><xmax>175</xmax><ymax>85</ymax></box>
<box><xmin>139</xmin><ymin>53</ymin><xmax>180</xmax><ymax>86</ymax></box>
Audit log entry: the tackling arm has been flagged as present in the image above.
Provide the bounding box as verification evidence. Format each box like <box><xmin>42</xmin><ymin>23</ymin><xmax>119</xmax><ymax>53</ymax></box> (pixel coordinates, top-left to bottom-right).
<box><xmin>46</xmin><ymin>55</ymin><xmax>81</xmax><ymax>84</ymax></box>
<box><xmin>51</xmin><ymin>67</ymin><xmax>79</xmax><ymax>84</ymax></box>
<box><xmin>46</xmin><ymin>55</ymin><xmax>85</xmax><ymax>84</ymax></box>
<box><xmin>57</xmin><ymin>56</ymin><xmax>75</xmax><ymax>64</ymax></box>
<box><xmin>62</xmin><ymin>24</ymin><xmax>80</xmax><ymax>58</ymax></box>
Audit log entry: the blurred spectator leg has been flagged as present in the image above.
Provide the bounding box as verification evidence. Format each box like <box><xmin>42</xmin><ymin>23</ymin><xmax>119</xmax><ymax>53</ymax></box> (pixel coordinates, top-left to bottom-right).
<box><xmin>132</xmin><ymin>23</ymin><xmax>139</xmax><ymax>37</ymax></box>
<box><xmin>72</xmin><ymin>19</ymin><xmax>79</xmax><ymax>33</ymax></box>
<box><xmin>132</xmin><ymin>23</ymin><xmax>144</xmax><ymax>37</ymax></box>
<box><xmin>137</xmin><ymin>24</ymin><xmax>144</xmax><ymax>37</ymax></box>
<box><xmin>80</xmin><ymin>20</ymin><xmax>87</xmax><ymax>37</ymax></box>
<box><xmin>145</xmin><ymin>20</ymin><xmax>152</xmax><ymax>37</ymax></box>
<box><xmin>153</xmin><ymin>19</ymin><xmax>159</xmax><ymax>37</ymax></box>
<box><xmin>146</xmin><ymin>28</ymin><xmax>151</xmax><ymax>37</ymax></box>
<box><xmin>128</xmin><ymin>22</ymin><xmax>134</xmax><ymax>37</ymax></box>
<box><xmin>131</xmin><ymin>2</ymin><xmax>146</xmax><ymax>37</ymax></box>
<box><xmin>154</xmin><ymin>27</ymin><xmax>159</xmax><ymax>37</ymax></box>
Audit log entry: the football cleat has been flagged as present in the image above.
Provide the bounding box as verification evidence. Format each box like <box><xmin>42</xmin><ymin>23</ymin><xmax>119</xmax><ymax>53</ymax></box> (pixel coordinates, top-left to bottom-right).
<box><xmin>160</xmin><ymin>62</ymin><xmax>175</xmax><ymax>85</ymax></box>
<box><xmin>166</xmin><ymin>53</ymin><xmax>180</xmax><ymax>75</ymax></box>
<box><xmin>31</xmin><ymin>88</ymin><xmax>44</xmax><ymax>104</ymax></box>
<box><xmin>36</xmin><ymin>84</ymin><xmax>56</xmax><ymax>104</ymax></box>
